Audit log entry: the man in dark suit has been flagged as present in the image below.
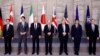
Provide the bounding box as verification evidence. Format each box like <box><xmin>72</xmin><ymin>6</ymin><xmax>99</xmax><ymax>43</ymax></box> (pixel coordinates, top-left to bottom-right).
<box><xmin>86</xmin><ymin>19</ymin><xmax>99</xmax><ymax>55</ymax></box>
<box><xmin>3</xmin><ymin>19</ymin><xmax>14</xmax><ymax>55</ymax></box>
<box><xmin>58</xmin><ymin>19</ymin><xmax>69</xmax><ymax>55</ymax></box>
<box><xmin>17</xmin><ymin>16</ymin><xmax>28</xmax><ymax>55</ymax></box>
<box><xmin>71</xmin><ymin>20</ymin><xmax>82</xmax><ymax>55</ymax></box>
<box><xmin>44</xmin><ymin>19</ymin><xmax>54</xmax><ymax>55</ymax></box>
<box><xmin>30</xmin><ymin>17</ymin><xmax>41</xmax><ymax>55</ymax></box>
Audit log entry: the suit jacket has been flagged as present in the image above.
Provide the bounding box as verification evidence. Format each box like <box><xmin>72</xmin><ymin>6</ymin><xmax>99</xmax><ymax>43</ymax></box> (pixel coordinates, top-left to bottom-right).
<box><xmin>86</xmin><ymin>24</ymin><xmax>99</xmax><ymax>38</ymax></box>
<box><xmin>30</xmin><ymin>23</ymin><xmax>41</xmax><ymax>37</ymax></box>
<box><xmin>17</xmin><ymin>22</ymin><xmax>28</xmax><ymax>35</ymax></box>
<box><xmin>44</xmin><ymin>24</ymin><xmax>54</xmax><ymax>37</ymax></box>
<box><xmin>71</xmin><ymin>24</ymin><xmax>82</xmax><ymax>38</ymax></box>
<box><xmin>3</xmin><ymin>24</ymin><xmax>14</xmax><ymax>38</ymax></box>
<box><xmin>58</xmin><ymin>24</ymin><xmax>69</xmax><ymax>38</ymax></box>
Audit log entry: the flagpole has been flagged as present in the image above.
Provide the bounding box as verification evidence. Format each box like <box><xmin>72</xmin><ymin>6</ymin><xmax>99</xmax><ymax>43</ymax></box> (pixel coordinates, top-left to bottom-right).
<box><xmin>12</xmin><ymin>0</ymin><xmax>15</xmax><ymax>24</ymax></box>
<box><xmin>91</xmin><ymin>0</ymin><xmax>92</xmax><ymax>19</ymax></box>
<box><xmin>53</xmin><ymin>6</ymin><xmax>57</xmax><ymax>36</ymax></box>
<box><xmin>73</xmin><ymin>0</ymin><xmax>75</xmax><ymax>23</ymax></box>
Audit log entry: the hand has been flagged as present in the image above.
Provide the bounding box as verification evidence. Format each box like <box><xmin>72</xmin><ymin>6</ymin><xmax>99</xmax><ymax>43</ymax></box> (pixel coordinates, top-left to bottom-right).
<box><xmin>39</xmin><ymin>36</ymin><xmax>41</xmax><ymax>38</ymax></box>
<box><xmin>23</xmin><ymin>32</ymin><xmax>26</xmax><ymax>35</ymax></box>
<box><xmin>2</xmin><ymin>37</ymin><xmax>4</xmax><ymax>39</ymax></box>
<box><xmin>48</xmin><ymin>32</ymin><xmax>51</xmax><ymax>35</ymax></box>
<box><xmin>12</xmin><ymin>37</ymin><xmax>14</xmax><ymax>40</ymax></box>
<box><xmin>20</xmin><ymin>32</ymin><xmax>23</xmax><ymax>35</ymax></box>
<box><xmin>72</xmin><ymin>37</ymin><xmax>74</xmax><ymax>40</ymax></box>
<box><xmin>87</xmin><ymin>37</ymin><xmax>89</xmax><ymax>40</ymax></box>
<box><xmin>31</xmin><ymin>35</ymin><xmax>33</xmax><ymax>38</ymax></box>
<box><xmin>63</xmin><ymin>32</ymin><xmax>66</xmax><ymax>36</ymax></box>
<box><xmin>97</xmin><ymin>37</ymin><xmax>99</xmax><ymax>40</ymax></box>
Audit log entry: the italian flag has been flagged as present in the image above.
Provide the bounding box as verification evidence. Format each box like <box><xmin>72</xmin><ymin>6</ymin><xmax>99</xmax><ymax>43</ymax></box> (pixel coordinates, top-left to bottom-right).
<box><xmin>29</xmin><ymin>5</ymin><xmax>33</xmax><ymax>27</ymax></box>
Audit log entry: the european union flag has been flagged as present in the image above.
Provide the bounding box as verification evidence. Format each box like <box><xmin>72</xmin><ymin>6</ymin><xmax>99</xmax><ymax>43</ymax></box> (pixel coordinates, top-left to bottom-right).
<box><xmin>86</xmin><ymin>5</ymin><xmax>90</xmax><ymax>23</ymax></box>
<box><xmin>75</xmin><ymin>5</ymin><xmax>79</xmax><ymax>20</ymax></box>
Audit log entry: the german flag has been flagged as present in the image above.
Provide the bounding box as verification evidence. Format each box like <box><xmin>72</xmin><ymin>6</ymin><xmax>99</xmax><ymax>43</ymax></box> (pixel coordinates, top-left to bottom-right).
<box><xmin>0</xmin><ymin>8</ymin><xmax>3</xmax><ymax>37</ymax></box>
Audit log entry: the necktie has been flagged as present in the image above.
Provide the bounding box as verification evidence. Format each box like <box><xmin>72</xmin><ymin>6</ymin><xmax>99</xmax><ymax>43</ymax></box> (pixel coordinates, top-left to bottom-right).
<box><xmin>35</xmin><ymin>24</ymin><xmax>37</xmax><ymax>29</ymax></box>
<box><xmin>48</xmin><ymin>25</ymin><xmax>51</xmax><ymax>31</ymax></box>
<box><xmin>7</xmin><ymin>25</ymin><xmax>9</xmax><ymax>30</ymax></box>
<box><xmin>22</xmin><ymin>22</ymin><xmax>24</xmax><ymax>28</ymax></box>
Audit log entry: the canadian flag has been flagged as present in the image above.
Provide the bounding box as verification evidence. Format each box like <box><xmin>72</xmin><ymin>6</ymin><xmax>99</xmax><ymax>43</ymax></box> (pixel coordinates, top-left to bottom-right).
<box><xmin>41</xmin><ymin>5</ymin><xmax>46</xmax><ymax>31</ymax></box>
<box><xmin>9</xmin><ymin>4</ymin><xmax>14</xmax><ymax>25</ymax></box>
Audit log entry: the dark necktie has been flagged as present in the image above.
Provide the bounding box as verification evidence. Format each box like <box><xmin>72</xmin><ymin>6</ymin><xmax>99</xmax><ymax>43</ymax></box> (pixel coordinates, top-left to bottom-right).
<box><xmin>7</xmin><ymin>25</ymin><xmax>9</xmax><ymax>31</ymax></box>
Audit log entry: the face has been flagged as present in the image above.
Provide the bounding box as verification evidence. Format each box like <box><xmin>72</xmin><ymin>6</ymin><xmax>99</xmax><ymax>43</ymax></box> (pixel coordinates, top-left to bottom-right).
<box><xmin>91</xmin><ymin>19</ymin><xmax>95</xmax><ymax>24</ymax></box>
<box><xmin>34</xmin><ymin>17</ymin><xmax>38</xmax><ymax>23</ymax></box>
<box><xmin>75</xmin><ymin>20</ymin><xmax>79</xmax><ymax>24</ymax></box>
<box><xmin>62</xmin><ymin>19</ymin><xmax>65</xmax><ymax>24</ymax></box>
<box><xmin>21</xmin><ymin>17</ymin><xmax>25</xmax><ymax>22</ymax></box>
<box><xmin>47</xmin><ymin>20</ymin><xmax>51</xmax><ymax>25</ymax></box>
<box><xmin>6</xmin><ymin>19</ymin><xmax>10</xmax><ymax>24</ymax></box>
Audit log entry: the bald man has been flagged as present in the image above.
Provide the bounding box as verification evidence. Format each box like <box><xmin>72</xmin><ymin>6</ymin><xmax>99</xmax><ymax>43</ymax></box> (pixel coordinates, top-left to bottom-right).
<box><xmin>44</xmin><ymin>19</ymin><xmax>54</xmax><ymax>55</ymax></box>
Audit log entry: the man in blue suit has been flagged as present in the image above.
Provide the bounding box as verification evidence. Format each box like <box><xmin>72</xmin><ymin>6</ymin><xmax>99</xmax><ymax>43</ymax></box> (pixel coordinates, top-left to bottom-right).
<box><xmin>17</xmin><ymin>16</ymin><xmax>29</xmax><ymax>55</ymax></box>
<box><xmin>3</xmin><ymin>19</ymin><xmax>14</xmax><ymax>55</ymax></box>
<box><xmin>71</xmin><ymin>19</ymin><xmax>82</xmax><ymax>55</ymax></box>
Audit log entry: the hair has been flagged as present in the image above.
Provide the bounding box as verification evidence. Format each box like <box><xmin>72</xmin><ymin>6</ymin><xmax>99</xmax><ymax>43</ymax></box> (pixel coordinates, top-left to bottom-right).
<box><xmin>75</xmin><ymin>19</ymin><xmax>79</xmax><ymax>21</ymax></box>
<box><xmin>21</xmin><ymin>16</ymin><xmax>25</xmax><ymax>19</ymax></box>
<box><xmin>90</xmin><ymin>19</ymin><xmax>95</xmax><ymax>21</ymax></box>
<box><xmin>62</xmin><ymin>18</ymin><xmax>65</xmax><ymax>21</ymax></box>
<box><xmin>6</xmin><ymin>19</ymin><xmax>10</xmax><ymax>21</ymax></box>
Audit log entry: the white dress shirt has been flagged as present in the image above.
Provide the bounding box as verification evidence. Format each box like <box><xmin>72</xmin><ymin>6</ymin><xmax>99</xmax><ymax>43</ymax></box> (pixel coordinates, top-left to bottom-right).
<box><xmin>22</xmin><ymin>22</ymin><xmax>25</xmax><ymax>27</ymax></box>
<box><xmin>6</xmin><ymin>24</ymin><xmax>9</xmax><ymax>30</ymax></box>
<box><xmin>92</xmin><ymin>24</ymin><xmax>95</xmax><ymax>31</ymax></box>
<box><xmin>48</xmin><ymin>24</ymin><xmax>51</xmax><ymax>31</ymax></box>
<box><xmin>62</xmin><ymin>24</ymin><xmax>66</xmax><ymax>32</ymax></box>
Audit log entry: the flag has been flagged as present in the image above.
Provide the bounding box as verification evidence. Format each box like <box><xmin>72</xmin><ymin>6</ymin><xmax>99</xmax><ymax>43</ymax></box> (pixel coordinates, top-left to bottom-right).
<box><xmin>0</xmin><ymin>8</ymin><xmax>3</xmax><ymax>36</ymax></box>
<box><xmin>64</xmin><ymin>5</ymin><xmax>69</xmax><ymax>24</ymax></box>
<box><xmin>86</xmin><ymin>5</ymin><xmax>90</xmax><ymax>23</ymax></box>
<box><xmin>9</xmin><ymin>4</ymin><xmax>14</xmax><ymax>25</ymax></box>
<box><xmin>52</xmin><ymin>7</ymin><xmax>57</xmax><ymax>29</ymax></box>
<box><xmin>75</xmin><ymin>5</ymin><xmax>79</xmax><ymax>20</ymax></box>
<box><xmin>85</xmin><ymin>5</ymin><xmax>91</xmax><ymax>34</ymax></box>
<box><xmin>41</xmin><ymin>5</ymin><xmax>46</xmax><ymax>31</ymax></box>
<box><xmin>29</xmin><ymin>5</ymin><xmax>34</xmax><ymax>27</ymax></box>
<box><xmin>20</xmin><ymin>5</ymin><xmax>24</xmax><ymax>21</ymax></box>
